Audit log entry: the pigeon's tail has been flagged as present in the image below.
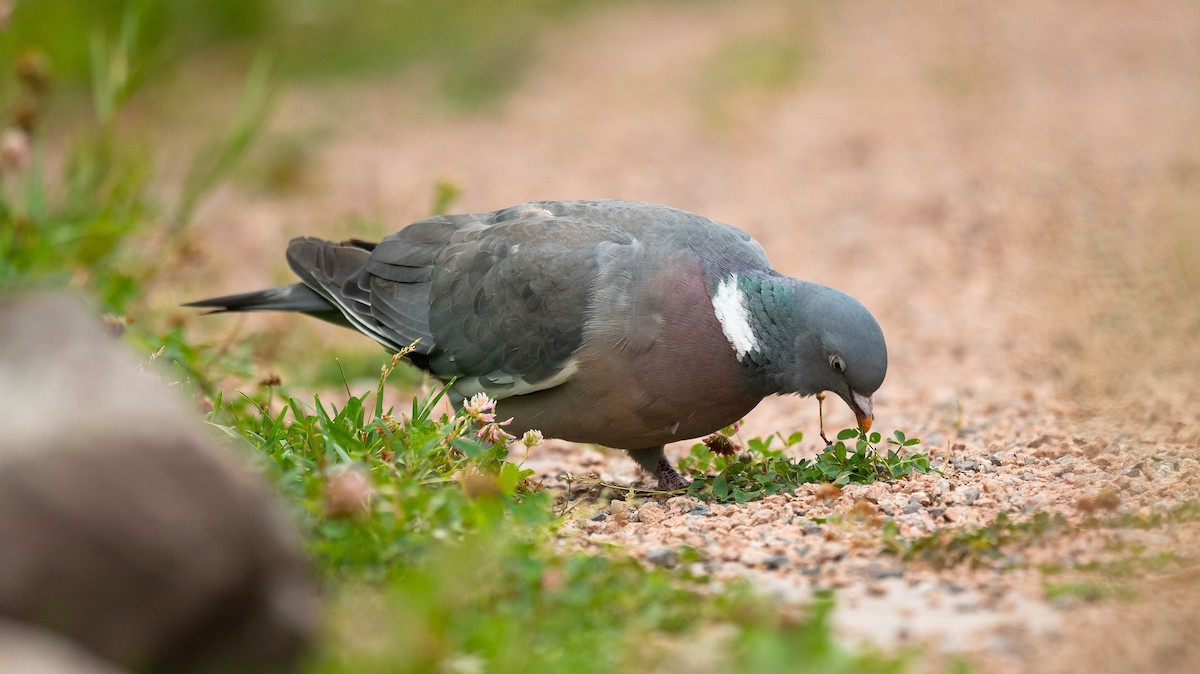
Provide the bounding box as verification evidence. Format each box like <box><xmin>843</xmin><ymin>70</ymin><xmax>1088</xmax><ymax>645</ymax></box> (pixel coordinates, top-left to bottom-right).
<box><xmin>184</xmin><ymin>283</ymin><xmax>334</xmax><ymax>315</ymax></box>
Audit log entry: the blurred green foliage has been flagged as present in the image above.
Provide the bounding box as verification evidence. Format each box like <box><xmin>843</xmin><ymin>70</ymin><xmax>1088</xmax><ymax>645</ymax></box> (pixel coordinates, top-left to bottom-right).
<box><xmin>0</xmin><ymin>4</ymin><xmax>272</xmax><ymax>310</ymax></box>
<box><xmin>0</xmin><ymin>0</ymin><xmax>636</xmax><ymax>110</ymax></box>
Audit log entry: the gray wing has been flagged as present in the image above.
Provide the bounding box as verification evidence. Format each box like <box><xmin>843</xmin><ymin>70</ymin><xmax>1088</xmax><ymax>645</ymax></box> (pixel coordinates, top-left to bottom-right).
<box><xmin>286</xmin><ymin>202</ymin><xmax>639</xmax><ymax>398</ymax></box>
<box><xmin>286</xmin><ymin>236</ymin><xmax>432</xmax><ymax>353</ymax></box>
<box><xmin>421</xmin><ymin>204</ymin><xmax>637</xmax><ymax>397</ymax></box>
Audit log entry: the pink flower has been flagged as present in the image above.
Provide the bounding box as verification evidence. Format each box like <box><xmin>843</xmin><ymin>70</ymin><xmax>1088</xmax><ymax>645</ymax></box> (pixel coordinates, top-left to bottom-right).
<box><xmin>462</xmin><ymin>392</ymin><xmax>498</xmax><ymax>424</ymax></box>
<box><xmin>477</xmin><ymin>420</ymin><xmax>516</xmax><ymax>444</ymax></box>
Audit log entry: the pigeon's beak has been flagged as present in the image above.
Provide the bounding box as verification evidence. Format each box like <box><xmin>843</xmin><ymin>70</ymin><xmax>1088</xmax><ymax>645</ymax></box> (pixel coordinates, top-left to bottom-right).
<box><xmin>846</xmin><ymin>390</ymin><xmax>873</xmax><ymax>433</ymax></box>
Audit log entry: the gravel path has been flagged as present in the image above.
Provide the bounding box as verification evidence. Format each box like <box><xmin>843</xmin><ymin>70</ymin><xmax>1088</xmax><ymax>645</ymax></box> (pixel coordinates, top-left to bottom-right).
<box><xmin>175</xmin><ymin>1</ymin><xmax>1200</xmax><ymax>670</ymax></box>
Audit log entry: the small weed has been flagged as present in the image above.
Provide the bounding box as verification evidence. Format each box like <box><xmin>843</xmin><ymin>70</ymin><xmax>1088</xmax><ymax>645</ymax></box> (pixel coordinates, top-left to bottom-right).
<box><xmin>883</xmin><ymin>511</ymin><xmax>1067</xmax><ymax>569</ymax></box>
<box><xmin>1044</xmin><ymin>580</ymin><xmax>1138</xmax><ymax>603</ymax></box>
<box><xmin>885</xmin><ymin>504</ymin><xmax>1199</xmax><ymax>575</ymax></box>
<box><xmin>1096</xmin><ymin>500</ymin><xmax>1200</xmax><ymax>530</ymax></box>
<box><xmin>682</xmin><ymin>425</ymin><xmax>933</xmax><ymax>503</ymax></box>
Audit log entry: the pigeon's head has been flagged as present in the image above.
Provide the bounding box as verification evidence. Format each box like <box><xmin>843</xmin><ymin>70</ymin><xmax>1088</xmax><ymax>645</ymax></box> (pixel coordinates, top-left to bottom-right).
<box><xmin>784</xmin><ymin>284</ymin><xmax>887</xmax><ymax>432</ymax></box>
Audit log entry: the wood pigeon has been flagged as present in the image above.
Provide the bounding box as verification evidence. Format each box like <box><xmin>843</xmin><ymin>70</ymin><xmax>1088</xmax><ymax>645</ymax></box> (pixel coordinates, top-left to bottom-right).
<box><xmin>188</xmin><ymin>200</ymin><xmax>887</xmax><ymax>490</ymax></box>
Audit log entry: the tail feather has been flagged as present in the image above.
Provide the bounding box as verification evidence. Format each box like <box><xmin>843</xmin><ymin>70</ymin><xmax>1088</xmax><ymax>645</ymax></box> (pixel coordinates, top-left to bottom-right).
<box><xmin>184</xmin><ymin>284</ymin><xmax>334</xmax><ymax>315</ymax></box>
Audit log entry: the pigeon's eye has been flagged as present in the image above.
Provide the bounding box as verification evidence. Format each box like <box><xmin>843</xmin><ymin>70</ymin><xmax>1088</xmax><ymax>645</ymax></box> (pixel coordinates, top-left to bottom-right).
<box><xmin>829</xmin><ymin>354</ymin><xmax>846</xmax><ymax>373</ymax></box>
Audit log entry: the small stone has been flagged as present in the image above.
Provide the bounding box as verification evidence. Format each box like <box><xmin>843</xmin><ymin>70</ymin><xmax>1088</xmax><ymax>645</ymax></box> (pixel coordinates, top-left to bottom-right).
<box><xmin>764</xmin><ymin>554</ymin><xmax>790</xmax><ymax>570</ymax></box>
<box><xmin>1126</xmin><ymin>468</ymin><xmax>1142</xmax><ymax>478</ymax></box>
<box><xmin>636</xmin><ymin>502</ymin><xmax>666</xmax><ymax>525</ymax></box>
<box><xmin>590</xmin><ymin>511</ymin><xmax>609</xmax><ymax>522</ymax></box>
<box><xmin>819</xmin><ymin>543</ymin><xmax>848</xmax><ymax>562</ymax></box>
<box><xmin>867</xmin><ymin>561</ymin><xmax>904</xmax><ymax>579</ymax></box>
<box><xmin>750</xmin><ymin>509</ymin><xmax>775</xmax><ymax>525</ymax></box>
<box><xmin>645</xmin><ymin>548</ymin><xmax>680</xmax><ymax>568</ymax></box>
<box><xmin>960</xmin><ymin>486</ymin><xmax>981</xmax><ymax>505</ymax></box>
<box><xmin>903</xmin><ymin>497</ymin><xmax>923</xmax><ymax>514</ymax></box>
<box><xmin>862</xmin><ymin>483</ymin><xmax>889</xmax><ymax>503</ymax></box>
<box><xmin>687</xmin><ymin>505</ymin><xmax>711</xmax><ymax>516</ymax></box>
<box><xmin>665</xmin><ymin>495</ymin><xmax>699</xmax><ymax>513</ymax></box>
<box><xmin>802</xmin><ymin>525</ymin><xmax>822</xmax><ymax>536</ymax></box>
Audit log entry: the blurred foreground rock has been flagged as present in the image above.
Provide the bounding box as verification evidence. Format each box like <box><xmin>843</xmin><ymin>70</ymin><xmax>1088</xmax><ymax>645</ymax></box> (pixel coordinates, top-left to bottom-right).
<box><xmin>0</xmin><ymin>293</ymin><xmax>320</xmax><ymax>673</ymax></box>
<box><xmin>0</xmin><ymin>618</ymin><xmax>124</xmax><ymax>674</ymax></box>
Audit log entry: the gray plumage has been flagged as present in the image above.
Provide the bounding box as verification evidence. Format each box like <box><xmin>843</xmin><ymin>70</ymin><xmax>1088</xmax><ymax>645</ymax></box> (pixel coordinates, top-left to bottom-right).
<box><xmin>188</xmin><ymin>200</ymin><xmax>887</xmax><ymax>490</ymax></box>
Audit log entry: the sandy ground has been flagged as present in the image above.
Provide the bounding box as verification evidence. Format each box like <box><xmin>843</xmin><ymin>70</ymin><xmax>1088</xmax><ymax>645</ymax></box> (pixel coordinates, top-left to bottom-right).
<box><xmin>168</xmin><ymin>1</ymin><xmax>1200</xmax><ymax>671</ymax></box>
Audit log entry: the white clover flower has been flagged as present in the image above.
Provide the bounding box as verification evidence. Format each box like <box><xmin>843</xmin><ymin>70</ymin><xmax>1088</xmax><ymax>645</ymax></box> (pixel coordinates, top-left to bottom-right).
<box><xmin>521</xmin><ymin>429</ymin><xmax>543</xmax><ymax>448</ymax></box>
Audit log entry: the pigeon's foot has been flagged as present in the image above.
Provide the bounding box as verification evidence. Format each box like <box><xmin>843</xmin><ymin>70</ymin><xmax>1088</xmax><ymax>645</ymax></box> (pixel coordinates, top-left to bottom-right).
<box><xmin>654</xmin><ymin>458</ymin><xmax>691</xmax><ymax>492</ymax></box>
<box><xmin>627</xmin><ymin>446</ymin><xmax>690</xmax><ymax>491</ymax></box>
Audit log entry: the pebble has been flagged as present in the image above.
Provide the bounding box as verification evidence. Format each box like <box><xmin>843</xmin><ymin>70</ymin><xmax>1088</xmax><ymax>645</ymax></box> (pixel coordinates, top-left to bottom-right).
<box><xmin>751</xmin><ymin>510</ymin><xmax>776</xmax><ymax>525</ymax></box>
<box><xmin>636</xmin><ymin>503</ymin><xmax>666</xmax><ymax>525</ymax></box>
<box><xmin>645</xmin><ymin>547</ymin><xmax>679</xmax><ymax>568</ymax></box>
<box><xmin>819</xmin><ymin>543</ymin><xmax>848</xmax><ymax>562</ymax></box>
<box><xmin>763</xmin><ymin>554</ymin><xmax>790</xmax><ymax>570</ymax></box>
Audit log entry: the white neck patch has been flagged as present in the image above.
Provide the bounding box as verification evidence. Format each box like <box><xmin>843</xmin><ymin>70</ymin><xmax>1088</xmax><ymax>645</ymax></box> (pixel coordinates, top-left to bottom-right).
<box><xmin>711</xmin><ymin>275</ymin><xmax>759</xmax><ymax>361</ymax></box>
